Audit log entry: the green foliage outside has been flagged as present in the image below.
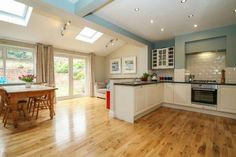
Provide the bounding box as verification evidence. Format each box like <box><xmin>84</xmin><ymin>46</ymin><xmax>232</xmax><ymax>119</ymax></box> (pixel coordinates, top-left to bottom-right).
<box><xmin>8</xmin><ymin>50</ymin><xmax>33</xmax><ymax>60</ymax></box>
<box><xmin>54</xmin><ymin>60</ymin><xmax>85</xmax><ymax>80</ymax></box>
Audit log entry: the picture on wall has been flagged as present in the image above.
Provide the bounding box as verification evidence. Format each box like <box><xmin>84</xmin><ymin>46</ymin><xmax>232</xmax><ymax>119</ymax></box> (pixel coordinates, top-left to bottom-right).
<box><xmin>110</xmin><ymin>58</ymin><xmax>121</xmax><ymax>74</ymax></box>
<box><xmin>122</xmin><ymin>56</ymin><xmax>137</xmax><ymax>74</ymax></box>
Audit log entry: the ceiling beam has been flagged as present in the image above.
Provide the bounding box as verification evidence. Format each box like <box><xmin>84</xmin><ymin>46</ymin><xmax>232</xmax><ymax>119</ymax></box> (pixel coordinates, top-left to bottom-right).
<box><xmin>75</xmin><ymin>0</ymin><xmax>112</xmax><ymax>17</ymax></box>
<box><xmin>41</xmin><ymin>0</ymin><xmax>75</xmax><ymax>13</ymax></box>
<box><xmin>84</xmin><ymin>14</ymin><xmax>154</xmax><ymax>47</ymax></box>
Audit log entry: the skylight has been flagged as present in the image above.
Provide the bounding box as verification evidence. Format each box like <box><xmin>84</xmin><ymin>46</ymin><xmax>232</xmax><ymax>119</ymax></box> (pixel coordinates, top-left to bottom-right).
<box><xmin>0</xmin><ymin>0</ymin><xmax>33</xmax><ymax>26</ymax></box>
<box><xmin>75</xmin><ymin>27</ymin><xmax>103</xmax><ymax>43</ymax></box>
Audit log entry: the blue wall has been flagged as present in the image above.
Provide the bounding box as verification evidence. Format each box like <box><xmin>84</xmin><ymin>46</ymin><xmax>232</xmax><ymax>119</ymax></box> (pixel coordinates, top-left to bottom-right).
<box><xmin>154</xmin><ymin>39</ymin><xmax>175</xmax><ymax>49</ymax></box>
<box><xmin>154</xmin><ymin>24</ymin><xmax>236</xmax><ymax>69</ymax></box>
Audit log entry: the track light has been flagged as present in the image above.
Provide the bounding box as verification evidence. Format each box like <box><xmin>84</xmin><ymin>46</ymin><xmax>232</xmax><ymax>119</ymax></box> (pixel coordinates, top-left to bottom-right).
<box><xmin>61</xmin><ymin>21</ymin><xmax>71</xmax><ymax>36</ymax></box>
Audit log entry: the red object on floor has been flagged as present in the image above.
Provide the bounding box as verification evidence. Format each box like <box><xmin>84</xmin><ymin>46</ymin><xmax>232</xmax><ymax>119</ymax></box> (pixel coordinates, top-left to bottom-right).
<box><xmin>106</xmin><ymin>91</ymin><xmax>110</xmax><ymax>109</ymax></box>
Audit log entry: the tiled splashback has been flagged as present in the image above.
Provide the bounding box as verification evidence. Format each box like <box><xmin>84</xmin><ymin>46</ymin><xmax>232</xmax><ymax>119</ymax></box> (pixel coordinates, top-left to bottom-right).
<box><xmin>151</xmin><ymin>69</ymin><xmax>174</xmax><ymax>77</ymax></box>
<box><xmin>186</xmin><ymin>51</ymin><xmax>226</xmax><ymax>82</ymax></box>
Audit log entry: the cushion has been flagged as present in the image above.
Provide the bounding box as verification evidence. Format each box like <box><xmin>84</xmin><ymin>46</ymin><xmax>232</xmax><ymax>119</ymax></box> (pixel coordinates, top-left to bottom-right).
<box><xmin>97</xmin><ymin>88</ymin><xmax>107</xmax><ymax>94</ymax></box>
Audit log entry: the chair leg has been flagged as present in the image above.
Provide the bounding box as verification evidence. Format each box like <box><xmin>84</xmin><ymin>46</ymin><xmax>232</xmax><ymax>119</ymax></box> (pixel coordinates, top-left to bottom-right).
<box><xmin>3</xmin><ymin>108</ymin><xmax>10</xmax><ymax>127</ymax></box>
<box><xmin>36</xmin><ymin>102</ymin><xmax>40</xmax><ymax>120</ymax></box>
<box><xmin>31</xmin><ymin>102</ymin><xmax>36</xmax><ymax>118</ymax></box>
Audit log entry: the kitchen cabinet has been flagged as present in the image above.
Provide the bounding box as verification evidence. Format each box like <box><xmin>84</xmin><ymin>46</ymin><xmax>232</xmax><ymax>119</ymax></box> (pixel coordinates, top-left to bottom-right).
<box><xmin>152</xmin><ymin>47</ymin><xmax>174</xmax><ymax>69</ymax></box>
<box><xmin>173</xmin><ymin>84</ymin><xmax>191</xmax><ymax>106</ymax></box>
<box><xmin>146</xmin><ymin>84</ymin><xmax>158</xmax><ymax>108</ymax></box>
<box><xmin>164</xmin><ymin>83</ymin><xmax>174</xmax><ymax>103</ymax></box>
<box><xmin>218</xmin><ymin>86</ymin><xmax>236</xmax><ymax>114</ymax></box>
<box><xmin>115</xmin><ymin>84</ymin><xmax>163</xmax><ymax>123</ymax></box>
<box><xmin>156</xmin><ymin>83</ymin><xmax>164</xmax><ymax>104</ymax></box>
<box><xmin>135</xmin><ymin>86</ymin><xmax>146</xmax><ymax>114</ymax></box>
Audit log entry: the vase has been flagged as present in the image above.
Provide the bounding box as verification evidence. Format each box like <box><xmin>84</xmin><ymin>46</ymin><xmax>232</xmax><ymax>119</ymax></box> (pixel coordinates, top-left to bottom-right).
<box><xmin>25</xmin><ymin>82</ymin><xmax>32</xmax><ymax>88</ymax></box>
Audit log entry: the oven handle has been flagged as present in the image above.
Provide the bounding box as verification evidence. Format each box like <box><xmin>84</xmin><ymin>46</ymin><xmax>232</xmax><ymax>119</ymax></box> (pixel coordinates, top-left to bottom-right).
<box><xmin>192</xmin><ymin>88</ymin><xmax>217</xmax><ymax>91</ymax></box>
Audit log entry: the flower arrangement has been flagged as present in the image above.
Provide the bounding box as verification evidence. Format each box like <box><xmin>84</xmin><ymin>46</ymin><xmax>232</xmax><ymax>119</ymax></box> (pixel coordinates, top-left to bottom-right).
<box><xmin>18</xmin><ymin>74</ymin><xmax>35</xmax><ymax>83</ymax></box>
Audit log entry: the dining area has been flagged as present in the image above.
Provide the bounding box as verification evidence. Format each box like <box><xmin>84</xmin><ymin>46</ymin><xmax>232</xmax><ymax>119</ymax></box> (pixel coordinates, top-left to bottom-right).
<box><xmin>0</xmin><ymin>84</ymin><xmax>57</xmax><ymax>128</ymax></box>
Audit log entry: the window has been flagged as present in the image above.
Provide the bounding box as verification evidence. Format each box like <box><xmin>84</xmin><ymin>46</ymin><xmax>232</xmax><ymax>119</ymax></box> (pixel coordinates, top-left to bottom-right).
<box><xmin>0</xmin><ymin>45</ymin><xmax>35</xmax><ymax>84</ymax></box>
<box><xmin>75</xmin><ymin>27</ymin><xmax>103</xmax><ymax>43</ymax></box>
<box><xmin>0</xmin><ymin>0</ymin><xmax>33</xmax><ymax>26</ymax></box>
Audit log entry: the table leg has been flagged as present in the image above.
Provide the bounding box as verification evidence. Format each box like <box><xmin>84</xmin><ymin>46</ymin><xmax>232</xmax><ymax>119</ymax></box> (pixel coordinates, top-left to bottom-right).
<box><xmin>49</xmin><ymin>91</ymin><xmax>54</xmax><ymax>119</ymax></box>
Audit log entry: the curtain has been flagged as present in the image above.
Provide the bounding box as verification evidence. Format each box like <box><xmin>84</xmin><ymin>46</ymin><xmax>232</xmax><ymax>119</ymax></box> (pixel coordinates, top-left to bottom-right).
<box><xmin>87</xmin><ymin>53</ymin><xmax>95</xmax><ymax>96</ymax></box>
<box><xmin>36</xmin><ymin>43</ymin><xmax>55</xmax><ymax>86</ymax></box>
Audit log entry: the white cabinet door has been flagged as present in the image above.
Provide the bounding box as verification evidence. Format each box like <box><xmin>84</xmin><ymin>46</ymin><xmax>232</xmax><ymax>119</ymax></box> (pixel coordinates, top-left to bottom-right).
<box><xmin>146</xmin><ymin>84</ymin><xmax>158</xmax><ymax>108</ymax></box>
<box><xmin>164</xmin><ymin>83</ymin><xmax>174</xmax><ymax>103</ymax></box>
<box><xmin>135</xmin><ymin>86</ymin><xmax>146</xmax><ymax>114</ymax></box>
<box><xmin>174</xmin><ymin>84</ymin><xmax>191</xmax><ymax>106</ymax></box>
<box><xmin>156</xmin><ymin>83</ymin><xmax>164</xmax><ymax>104</ymax></box>
<box><xmin>218</xmin><ymin>86</ymin><xmax>236</xmax><ymax>114</ymax></box>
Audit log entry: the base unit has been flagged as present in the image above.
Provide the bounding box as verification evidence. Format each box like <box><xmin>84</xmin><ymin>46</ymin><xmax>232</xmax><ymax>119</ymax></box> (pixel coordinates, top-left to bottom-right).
<box><xmin>218</xmin><ymin>86</ymin><xmax>236</xmax><ymax>114</ymax></box>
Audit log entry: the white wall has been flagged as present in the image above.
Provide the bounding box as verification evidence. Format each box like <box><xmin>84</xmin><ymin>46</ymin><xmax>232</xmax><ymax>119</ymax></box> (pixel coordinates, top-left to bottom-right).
<box><xmin>105</xmin><ymin>44</ymin><xmax>148</xmax><ymax>79</ymax></box>
<box><xmin>94</xmin><ymin>55</ymin><xmax>106</xmax><ymax>82</ymax></box>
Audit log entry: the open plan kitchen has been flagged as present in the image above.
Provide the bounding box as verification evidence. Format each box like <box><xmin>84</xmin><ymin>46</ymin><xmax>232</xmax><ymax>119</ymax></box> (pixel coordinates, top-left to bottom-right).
<box><xmin>0</xmin><ymin>0</ymin><xmax>236</xmax><ymax>156</ymax></box>
<box><xmin>113</xmin><ymin>36</ymin><xmax>236</xmax><ymax>123</ymax></box>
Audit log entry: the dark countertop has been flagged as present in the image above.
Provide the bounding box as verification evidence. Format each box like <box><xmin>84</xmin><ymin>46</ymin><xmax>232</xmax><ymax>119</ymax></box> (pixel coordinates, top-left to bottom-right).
<box><xmin>114</xmin><ymin>81</ymin><xmax>236</xmax><ymax>86</ymax></box>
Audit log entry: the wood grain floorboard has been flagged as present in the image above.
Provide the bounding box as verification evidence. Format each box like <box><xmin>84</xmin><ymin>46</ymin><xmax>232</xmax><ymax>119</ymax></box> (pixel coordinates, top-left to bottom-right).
<box><xmin>0</xmin><ymin>97</ymin><xmax>236</xmax><ymax>157</ymax></box>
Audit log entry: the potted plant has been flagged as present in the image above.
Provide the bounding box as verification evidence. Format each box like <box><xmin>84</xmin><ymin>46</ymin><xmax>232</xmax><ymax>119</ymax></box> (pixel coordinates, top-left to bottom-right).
<box><xmin>18</xmin><ymin>74</ymin><xmax>35</xmax><ymax>88</ymax></box>
<box><xmin>141</xmin><ymin>72</ymin><xmax>149</xmax><ymax>81</ymax></box>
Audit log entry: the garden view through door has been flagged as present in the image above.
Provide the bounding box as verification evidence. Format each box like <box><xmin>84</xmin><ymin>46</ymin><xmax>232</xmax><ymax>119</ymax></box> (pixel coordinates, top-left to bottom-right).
<box><xmin>54</xmin><ymin>55</ymin><xmax>86</xmax><ymax>99</ymax></box>
<box><xmin>54</xmin><ymin>56</ymin><xmax>69</xmax><ymax>97</ymax></box>
<box><xmin>73</xmin><ymin>58</ymin><xmax>86</xmax><ymax>95</ymax></box>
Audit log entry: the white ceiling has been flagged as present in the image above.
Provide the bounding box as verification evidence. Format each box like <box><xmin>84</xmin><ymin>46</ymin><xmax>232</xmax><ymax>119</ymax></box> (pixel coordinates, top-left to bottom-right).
<box><xmin>95</xmin><ymin>0</ymin><xmax>236</xmax><ymax>41</ymax></box>
<box><xmin>0</xmin><ymin>11</ymin><xmax>125</xmax><ymax>56</ymax></box>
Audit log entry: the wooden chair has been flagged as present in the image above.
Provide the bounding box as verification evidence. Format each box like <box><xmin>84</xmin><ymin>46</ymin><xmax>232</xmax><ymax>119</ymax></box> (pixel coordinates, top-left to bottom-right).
<box><xmin>0</xmin><ymin>87</ymin><xmax>28</xmax><ymax>127</ymax></box>
<box><xmin>28</xmin><ymin>83</ymin><xmax>55</xmax><ymax>119</ymax></box>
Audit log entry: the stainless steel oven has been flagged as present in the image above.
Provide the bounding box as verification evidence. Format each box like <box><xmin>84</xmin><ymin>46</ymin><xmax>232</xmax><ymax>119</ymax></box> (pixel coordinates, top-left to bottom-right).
<box><xmin>191</xmin><ymin>84</ymin><xmax>218</xmax><ymax>105</ymax></box>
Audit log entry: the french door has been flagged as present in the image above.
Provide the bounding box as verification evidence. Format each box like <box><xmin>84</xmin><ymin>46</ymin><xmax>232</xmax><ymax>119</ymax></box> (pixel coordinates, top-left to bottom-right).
<box><xmin>54</xmin><ymin>54</ymin><xmax>87</xmax><ymax>99</ymax></box>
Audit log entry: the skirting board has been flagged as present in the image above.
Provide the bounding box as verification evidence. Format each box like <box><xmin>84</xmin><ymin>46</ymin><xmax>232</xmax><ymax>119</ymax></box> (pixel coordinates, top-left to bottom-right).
<box><xmin>134</xmin><ymin>104</ymin><xmax>161</xmax><ymax>121</ymax></box>
<box><xmin>162</xmin><ymin>103</ymin><xmax>236</xmax><ymax>119</ymax></box>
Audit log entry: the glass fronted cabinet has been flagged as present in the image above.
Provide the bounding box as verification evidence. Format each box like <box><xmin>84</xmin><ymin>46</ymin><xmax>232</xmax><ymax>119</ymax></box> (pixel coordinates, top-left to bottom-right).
<box><xmin>152</xmin><ymin>47</ymin><xmax>174</xmax><ymax>69</ymax></box>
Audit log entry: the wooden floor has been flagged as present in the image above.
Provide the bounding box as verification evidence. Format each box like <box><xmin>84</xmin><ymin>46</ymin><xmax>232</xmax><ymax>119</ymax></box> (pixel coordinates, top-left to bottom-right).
<box><xmin>0</xmin><ymin>97</ymin><xmax>236</xmax><ymax>157</ymax></box>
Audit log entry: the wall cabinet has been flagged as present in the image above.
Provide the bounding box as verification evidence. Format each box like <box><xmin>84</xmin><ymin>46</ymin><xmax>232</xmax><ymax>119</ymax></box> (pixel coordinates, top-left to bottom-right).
<box><xmin>152</xmin><ymin>47</ymin><xmax>174</xmax><ymax>69</ymax></box>
<box><xmin>218</xmin><ymin>86</ymin><xmax>236</xmax><ymax>114</ymax></box>
<box><xmin>164</xmin><ymin>83</ymin><xmax>174</xmax><ymax>103</ymax></box>
<box><xmin>173</xmin><ymin>84</ymin><xmax>191</xmax><ymax>106</ymax></box>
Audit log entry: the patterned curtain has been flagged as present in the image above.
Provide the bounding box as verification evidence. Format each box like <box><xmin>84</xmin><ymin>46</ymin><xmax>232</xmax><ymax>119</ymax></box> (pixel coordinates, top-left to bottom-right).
<box><xmin>36</xmin><ymin>43</ymin><xmax>55</xmax><ymax>86</ymax></box>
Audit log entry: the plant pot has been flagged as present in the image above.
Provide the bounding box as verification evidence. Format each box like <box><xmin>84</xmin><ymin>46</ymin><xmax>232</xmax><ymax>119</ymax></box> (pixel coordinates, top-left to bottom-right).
<box><xmin>25</xmin><ymin>82</ymin><xmax>32</xmax><ymax>88</ymax></box>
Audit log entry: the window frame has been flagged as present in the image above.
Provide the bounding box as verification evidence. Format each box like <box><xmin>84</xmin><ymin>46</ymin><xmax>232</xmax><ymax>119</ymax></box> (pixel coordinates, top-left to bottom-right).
<box><xmin>0</xmin><ymin>44</ymin><xmax>36</xmax><ymax>84</ymax></box>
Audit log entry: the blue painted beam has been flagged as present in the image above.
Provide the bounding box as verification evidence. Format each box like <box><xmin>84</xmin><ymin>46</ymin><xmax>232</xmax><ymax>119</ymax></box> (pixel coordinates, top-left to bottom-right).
<box><xmin>42</xmin><ymin>0</ymin><xmax>75</xmax><ymax>13</ymax></box>
<box><xmin>75</xmin><ymin>0</ymin><xmax>112</xmax><ymax>17</ymax></box>
<box><xmin>84</xmin><ymin>14</ymin><xmax>153</xmax><ymax>46</ymax></box>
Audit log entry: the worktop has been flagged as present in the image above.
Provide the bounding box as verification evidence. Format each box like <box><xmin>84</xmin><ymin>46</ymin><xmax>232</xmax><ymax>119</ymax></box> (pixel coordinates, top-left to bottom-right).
<box><xmin>114</xmin><ymin>81</ymin><xmax>236</xmax><ymax>86</ymax></box>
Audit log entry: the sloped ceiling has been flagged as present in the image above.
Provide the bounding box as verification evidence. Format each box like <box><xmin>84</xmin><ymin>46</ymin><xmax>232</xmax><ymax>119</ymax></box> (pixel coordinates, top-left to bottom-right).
<box><xmin>0</xmin><ymin>10</ymin><xmax>126</xmax><ymax>56</ymax></box>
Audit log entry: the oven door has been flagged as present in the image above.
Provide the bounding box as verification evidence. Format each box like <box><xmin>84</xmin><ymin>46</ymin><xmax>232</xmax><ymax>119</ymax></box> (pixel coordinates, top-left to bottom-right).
<box><xmin>191</xmin><ymin>88</ymin><xmax>217</xmax><ymax>105</ymax></box>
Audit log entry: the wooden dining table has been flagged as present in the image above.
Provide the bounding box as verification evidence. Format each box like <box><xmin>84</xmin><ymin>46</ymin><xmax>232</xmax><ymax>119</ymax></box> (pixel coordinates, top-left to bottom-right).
<box><xmin>3</xmin><ymin>85</ymin><xmax>57</xmax><ymax>127</ymax></box>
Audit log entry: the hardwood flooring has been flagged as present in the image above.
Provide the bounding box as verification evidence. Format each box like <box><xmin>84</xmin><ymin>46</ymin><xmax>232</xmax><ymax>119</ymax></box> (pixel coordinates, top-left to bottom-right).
<box><xmin>0</xmin><ymin>97</ymin><xmax>236</xmax><ymax>157</ymax></box>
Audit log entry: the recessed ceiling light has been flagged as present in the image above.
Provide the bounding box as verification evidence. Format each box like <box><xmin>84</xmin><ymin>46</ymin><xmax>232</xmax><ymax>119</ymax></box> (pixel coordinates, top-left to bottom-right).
<box><xmin>234</xmin><ymin>9</ymin><xmax>236</xmax><ymax>13</ymax></box>
<box><xmin>181</xmin><ymin>0</ymin><xmax>187</xmax><ymax>3</ymax></box>
<box><xmin>194</xmin><ymin>24</ymin><xmax>198</xmax><ymax>28</ymax></box>
<box><xmin>150</xmin><ymin>19</ymin><xmax>154</xmax><ymax>24</ymax></box>
<box><xmin>134</xmin><ymin>8</ymin><xmax>140</xmax><ymax>12</ymax></box>
<box><xmin>161</xmin><ymin>28</ymin><xmax>164</xmax><ymax>32</ymax></box>
<box><xmin>188</xmin><ymin>14</ymin><xmax>194</xmax><ymax>18</ymax></box>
